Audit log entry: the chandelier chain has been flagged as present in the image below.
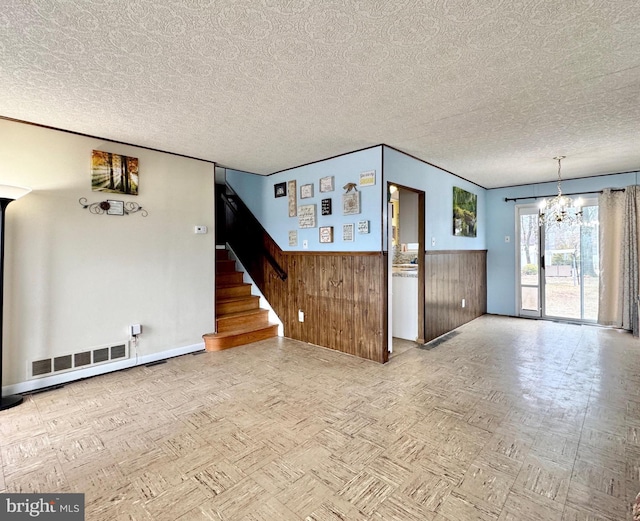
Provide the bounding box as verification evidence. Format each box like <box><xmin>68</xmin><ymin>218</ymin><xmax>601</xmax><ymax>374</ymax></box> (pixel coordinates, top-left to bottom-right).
<box><xmin>557</xmin><ymin>157</ymin><xmax>562</xmax><ymax>196</ymax></box>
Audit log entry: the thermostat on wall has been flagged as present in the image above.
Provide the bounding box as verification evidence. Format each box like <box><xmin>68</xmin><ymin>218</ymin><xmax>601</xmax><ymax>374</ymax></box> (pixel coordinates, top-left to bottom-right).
<box><xmin>195</xmin><ymin>225</ymin><xmax>208</xmax><ymax>234</ymax></box>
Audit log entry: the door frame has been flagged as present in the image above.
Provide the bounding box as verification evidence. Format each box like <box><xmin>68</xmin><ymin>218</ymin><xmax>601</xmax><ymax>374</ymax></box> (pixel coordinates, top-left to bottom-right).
<box><xmin>387</xmin><ymin>182</ymin><xmax>426</xmax><ymax>344</ymax></box>
<box><xmin>516</xmin><ymin>204</ymin><xmax>542</xmax><ymax>318</ymax></box>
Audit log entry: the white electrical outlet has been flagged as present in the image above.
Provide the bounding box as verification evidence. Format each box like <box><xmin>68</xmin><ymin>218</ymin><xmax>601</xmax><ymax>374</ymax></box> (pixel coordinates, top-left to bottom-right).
<box><xmin>298</xmin><ymin>310</ymin><xmax>304</xmax><ymax>322</ymax></box>
<box><xmin>303</xmin><ymin>240</ymin><xmax>308</xmax><ymax>249</ymax></box>
<box><xmin>195</xmin><ymin>225</ymin><xmax>207</xmax><ymax>234</ymax></box>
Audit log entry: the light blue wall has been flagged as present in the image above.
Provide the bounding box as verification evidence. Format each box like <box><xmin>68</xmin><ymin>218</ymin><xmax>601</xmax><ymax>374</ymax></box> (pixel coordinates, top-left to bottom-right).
<box><xmin>226</xmin><ymin>146</ymin><xmax>383</xmax><ymax>251</ymax></box>
<box><xmin>382</xmin><ymin>146</ymin><xmax>487</xmax><ymax>251</ymax></box>
<box><xmin>226</xmin><ymin>145</ymin><xmax>639</xmax><ymax>318</ymax></box>
<box><xmin>486</xmin><ymin>171</ymin><xmax>640</xmax><ymax>315</ymax></box>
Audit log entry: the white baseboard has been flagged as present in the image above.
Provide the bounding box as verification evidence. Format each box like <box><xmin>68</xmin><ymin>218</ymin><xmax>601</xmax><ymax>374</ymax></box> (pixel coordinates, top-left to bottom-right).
<box><xmin>3</xmin><ymin>342</ymin><xmax>205</xmax><ymax>395</ymax></box>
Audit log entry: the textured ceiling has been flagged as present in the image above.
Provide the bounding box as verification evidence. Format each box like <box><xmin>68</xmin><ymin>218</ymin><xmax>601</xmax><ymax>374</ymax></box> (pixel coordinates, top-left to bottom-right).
<box><xmin>1</xmin><ymin>0</ymin><xmax>639</xmax><ymax>188</ymax></box>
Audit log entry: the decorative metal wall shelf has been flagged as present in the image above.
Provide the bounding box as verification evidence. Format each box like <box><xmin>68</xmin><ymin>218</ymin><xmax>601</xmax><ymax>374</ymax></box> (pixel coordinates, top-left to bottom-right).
<box><xmin>79</xmin><ymin>198</ymin><xmax>148</xmax><ymax>217</ymax></box>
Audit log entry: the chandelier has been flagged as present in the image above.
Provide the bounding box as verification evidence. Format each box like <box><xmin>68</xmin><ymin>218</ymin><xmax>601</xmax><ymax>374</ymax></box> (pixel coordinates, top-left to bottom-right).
<box><xmin>538</xmin><ymin>156</ymin><xmax>582</xmax><ymax>226</ymax></box>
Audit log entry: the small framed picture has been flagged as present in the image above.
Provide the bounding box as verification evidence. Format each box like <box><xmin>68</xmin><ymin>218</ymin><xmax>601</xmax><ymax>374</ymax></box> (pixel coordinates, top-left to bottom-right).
<box><xmin>342</xmin><ymin>223</ymin><xmax>355</xmax><ymax>242</ymax></box>
<box><xmin>274</xmin><ymin>182</ymin><xmax>286</xmax><ymax>198</ymax></box>
<box><xmin>342</xmin><ymin>192</ymin><xmax>360</xmax><ymax>215</ymax></box>
<box><xmin>298</xmin><ymin>204</ymin><xmax>316</xmax><ymax>228</ymax></box>
<box><xmin>106</xmin><ymin>200</ymin><xmax>124</xmax><ymax>215</ymax></box>
<box><xmin>92</xmin><ymin>150</ymin><xmax>139</xmax><ymax>195</ymax></box>
<box><xmin>319</xmin><ymin>226</ymin><xmax>333</xmax><ymax>243</ymax></box>
<box><xmin>321</xmin><ymin>198</ymin><xmax>332</xmax><ymax>216</ymax></box>
<box><xmin>359</xmin><ymin>170</ymin><xmax>376</xmax><ymax>187</ymax></box>
<box><xmin>319</xmin><ymin>176</ymin><xmax>334</xmax><ymax>193</ymax></box>
<box><xmin>288</xmin><ymin>230</ymin><xmax>298</xmax><ymax>246</ymax></box>
<box><xmin>357</xmin><ymin>220</ymin><xmax>370</xmax><ymax>234</ymax></box>
<box><xmin>288</xmin><ymin>180</ymin><xmax>297</xmax><ymax>217</ymax></box>
<box><xmin>300</xmin><ymin>183</ymin><xmax>314</xmax><ymax>199</ymax></box>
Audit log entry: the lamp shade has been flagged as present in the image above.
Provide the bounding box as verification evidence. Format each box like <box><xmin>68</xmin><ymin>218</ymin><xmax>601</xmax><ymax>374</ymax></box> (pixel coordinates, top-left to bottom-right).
<box><xmin>0</xmin><ymin>184</ymin><xmax>31</xmax><ymax>200</ymax></box>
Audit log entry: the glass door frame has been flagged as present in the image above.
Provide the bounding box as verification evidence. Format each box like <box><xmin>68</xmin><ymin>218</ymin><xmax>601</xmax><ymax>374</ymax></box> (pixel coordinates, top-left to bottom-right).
<box><xmin>516</xmin><ymin>204</ymin><xmax>542</xmax><ymax>318</ymax></box>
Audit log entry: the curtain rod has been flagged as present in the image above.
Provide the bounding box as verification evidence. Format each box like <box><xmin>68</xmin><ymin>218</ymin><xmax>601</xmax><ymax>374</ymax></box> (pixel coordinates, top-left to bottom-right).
<box><xmin>504</xmin><ymin>188</ymin><xmax>625</xmax><ymax>202</ymax></box>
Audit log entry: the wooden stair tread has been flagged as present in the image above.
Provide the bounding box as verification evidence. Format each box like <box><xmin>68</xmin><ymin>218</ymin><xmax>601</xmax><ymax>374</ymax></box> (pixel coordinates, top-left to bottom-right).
<box><xmin>216</xmin><ymin>308</ymin><xmax>268</xmax><ymax>320</ymax></box>
<box><xmin>203</xmin><ymin>323</ymin><xmax>279</xmax><ymax>351</ymax></box>
<box><xmin>216</xmin><ymin>259</ymin><xmax>237</xmax><ymax>272</ymax></box>
<box><xmin>204</xmin><ymin>322</ymin><xmax>279</xmax><ymax>339</ymax></box>
<box><xmin>216</xmin><ymin>281</ymin><xmax>250</xmax><ymax>288</ymax></box>
<box><xmin>216</xmin><ymin>295</ymin><xmax>260</xmax><ymax>314</ymax></box>
<box><xmin>216</xmin><ymin>307</ymin><xmax>269</xmax><ymax>332</ymax></box>
<box><xmin>216</xmin><ymin>294</ymin><xmax>258</xmax><ymax>304</ymax></box>
<box><xmin>216</xmin><ymin>271</ymin><xmax>244</xmax><ymax>279</ymax></box>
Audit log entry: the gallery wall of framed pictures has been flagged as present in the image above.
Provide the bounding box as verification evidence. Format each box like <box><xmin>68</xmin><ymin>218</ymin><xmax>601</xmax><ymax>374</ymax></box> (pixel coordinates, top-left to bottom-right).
<box><xmin>272</xmin><ymin>168</ymin><xmax>376</xmax><ymax>248</ymax></box>
<box><xmin>225</xmin><ymin>144</ymin><xmax>487</xmax><ymax>256</ymax></box>
<box><xmin>225</xmin><ymin>146</ymin><xmax>383</xmax><ymax>252</ymax></box>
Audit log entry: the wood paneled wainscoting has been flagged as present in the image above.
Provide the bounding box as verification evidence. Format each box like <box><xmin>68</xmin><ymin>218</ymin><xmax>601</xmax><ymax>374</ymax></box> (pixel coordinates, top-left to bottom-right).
<box><xmin>219</xmin><ymin>183</ymin><xmax>387</xmax><ymax>363</ymax></box>
<box><xmin>424</xmin><ymin>250</ymin><xmax>487</xmax><ymax>342</ymax></box>
<box><xmin>248</xmin><ymin>250</ymin><xmax>388</xmax><ymax>363</ymax></box>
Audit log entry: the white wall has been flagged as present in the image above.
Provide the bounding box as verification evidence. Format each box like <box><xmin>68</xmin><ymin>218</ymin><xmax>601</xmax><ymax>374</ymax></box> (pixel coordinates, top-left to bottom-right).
<box><xmin>0</xmin><ymin>120</ymin><xmax>215</xmax><ymax>389</ymax></box>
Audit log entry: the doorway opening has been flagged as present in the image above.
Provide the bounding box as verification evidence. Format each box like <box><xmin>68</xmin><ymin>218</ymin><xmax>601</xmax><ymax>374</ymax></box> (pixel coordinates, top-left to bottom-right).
<box><xmin>387</xmin><ymin>183</ymin><xmax>426</xmax><ymax>353</ymax></box>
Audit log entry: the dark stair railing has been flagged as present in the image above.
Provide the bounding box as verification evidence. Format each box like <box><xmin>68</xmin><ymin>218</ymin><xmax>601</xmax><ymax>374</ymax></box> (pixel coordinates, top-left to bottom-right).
<box><xmin>219</xmin><ymin>184</ymin><xmax>287</xmax><ymax>282</ymax></box>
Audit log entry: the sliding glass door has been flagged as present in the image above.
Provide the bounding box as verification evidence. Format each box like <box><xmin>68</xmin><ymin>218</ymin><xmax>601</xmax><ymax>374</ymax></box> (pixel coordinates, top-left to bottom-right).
<box><xmin>517</xmin><ymin>202</ymin><xmax>599</xmax><ymax>322</ymax></box>
<box><xmin>542</xmin><ymin>202</ymin><xmax>599</xmax><ymax>321</ymax></box>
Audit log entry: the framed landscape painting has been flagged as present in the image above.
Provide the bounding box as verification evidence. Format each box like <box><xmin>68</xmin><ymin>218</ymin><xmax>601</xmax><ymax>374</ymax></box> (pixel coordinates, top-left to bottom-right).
<box><xmin>453</xmin><ymin>186</ymin><xmax>477</xmax><ymax>237</ymax></box>
<box><xmin>92</xmin><ymin>150</ymin><xmax>139</xmax><ymax>195</ymax></box>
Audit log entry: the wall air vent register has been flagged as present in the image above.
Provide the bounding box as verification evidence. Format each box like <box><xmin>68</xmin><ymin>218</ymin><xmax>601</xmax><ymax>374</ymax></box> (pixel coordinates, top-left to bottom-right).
<box><xmin>29</xmin><ymin>342</ymin><xmax>129</xmax><ymax>379</ymax></box>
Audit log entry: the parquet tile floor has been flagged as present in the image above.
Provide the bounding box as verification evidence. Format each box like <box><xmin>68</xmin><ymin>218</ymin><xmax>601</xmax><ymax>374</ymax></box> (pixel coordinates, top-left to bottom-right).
<box><xmin>1</xmin><ymin>315</ymin><xmax>639</xmax><ymax>520</ymax></box>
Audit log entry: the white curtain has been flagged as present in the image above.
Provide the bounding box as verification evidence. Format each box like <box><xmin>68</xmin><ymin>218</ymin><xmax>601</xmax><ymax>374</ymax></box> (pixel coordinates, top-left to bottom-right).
<box><xmin>598</xmin><ymin>186</ymin><xmax>640</xmax><ymax>335</ymax></box>
<box><xmin>598</xmin><ymin>189</ymin><xmax>625</xmax><ymax>326</ymax></box>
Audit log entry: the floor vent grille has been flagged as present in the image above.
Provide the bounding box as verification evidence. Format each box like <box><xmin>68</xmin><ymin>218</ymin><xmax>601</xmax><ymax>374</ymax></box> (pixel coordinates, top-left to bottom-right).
<box><xmin>29</xmin><ymin>342</ymin><xmax>130</xmax><ymax>380</ymax></box>
<box><xmin>420</xmin><ymin>330</ymin><xmax>460</xmax><ymax>350</ymax></box>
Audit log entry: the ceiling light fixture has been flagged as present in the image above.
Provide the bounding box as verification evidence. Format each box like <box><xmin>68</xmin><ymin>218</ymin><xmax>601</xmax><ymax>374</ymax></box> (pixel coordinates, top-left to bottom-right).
<box><xmin>538</xmin><ymin>156</ymin><xmax>582</xmax><ymax>226</ymax></box>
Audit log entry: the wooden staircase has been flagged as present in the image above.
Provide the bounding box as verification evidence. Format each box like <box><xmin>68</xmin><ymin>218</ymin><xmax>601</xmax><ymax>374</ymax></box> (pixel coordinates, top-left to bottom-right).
<box><xmin>203</xmin><ymin>249</ymin><xmax>279</xmax><ymax>351</ymax></box>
